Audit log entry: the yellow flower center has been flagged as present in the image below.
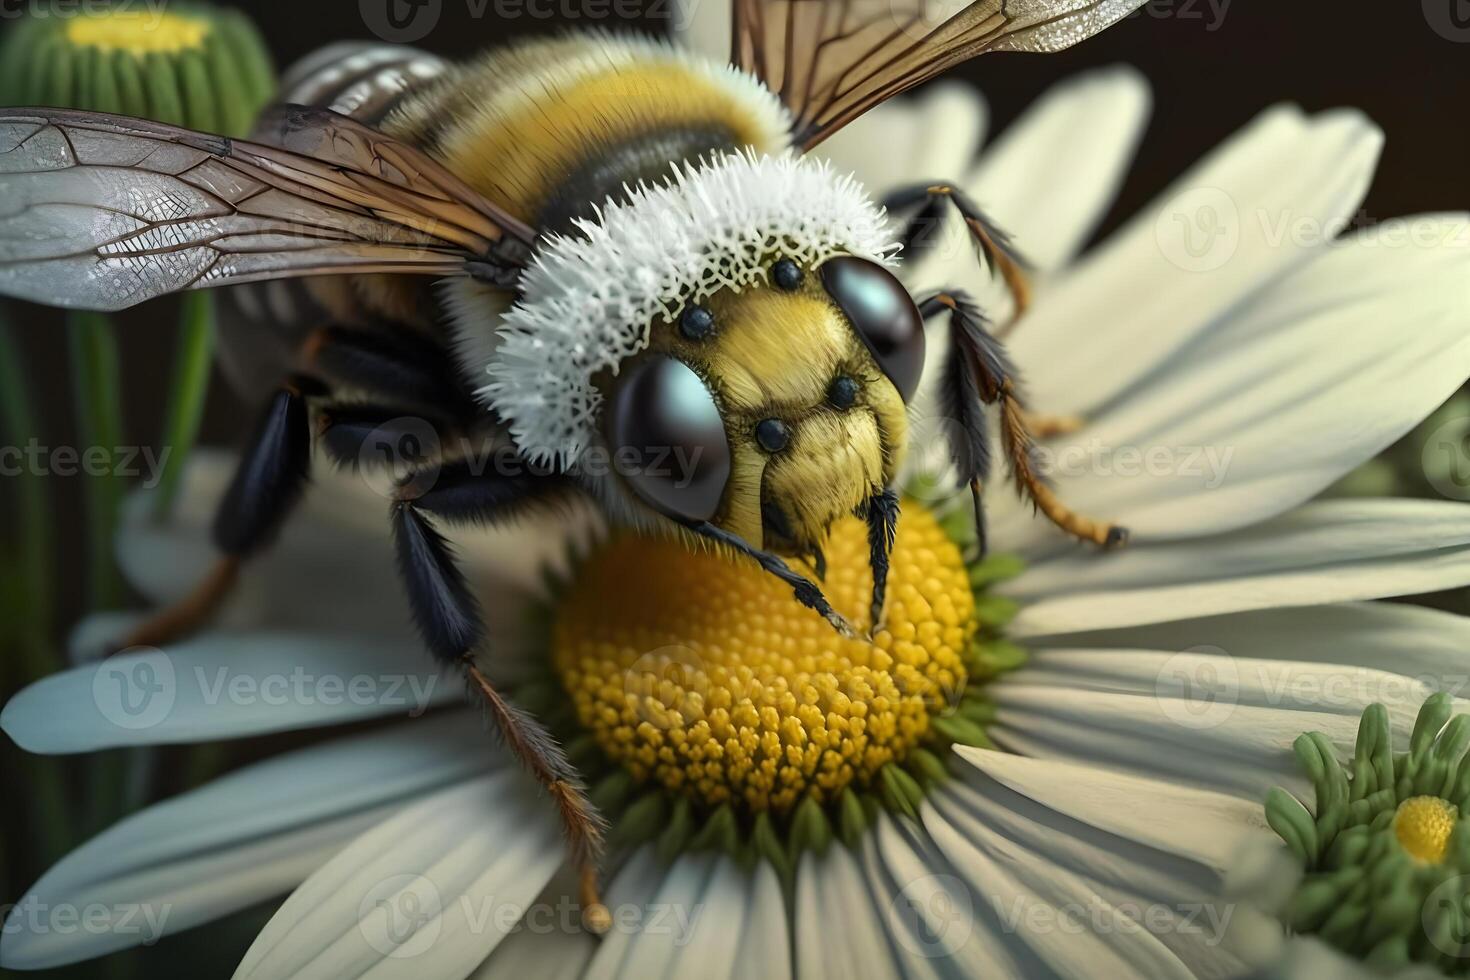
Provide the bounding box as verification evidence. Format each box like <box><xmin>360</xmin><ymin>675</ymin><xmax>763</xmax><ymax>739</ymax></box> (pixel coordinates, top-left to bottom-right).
<box><xmin>552</xmin><ymin>502</ymin><xmax>973</xmax><ymax>813</ymax></box>
<box><xmin>1394</xmin><ymin>795</ymin><xmax>1458</xmax><ymax>864</ymax></box>
<box><xmin>65</xmin><ymin>11</ymin><xmax>208</xmax><ymax>55</ymax></box>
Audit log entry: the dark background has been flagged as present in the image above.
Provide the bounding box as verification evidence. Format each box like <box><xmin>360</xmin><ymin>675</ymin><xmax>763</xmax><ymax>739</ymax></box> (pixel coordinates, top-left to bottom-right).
<box><xmin>1</xmin><ymin>0</ymin><xmax>1467</xmax><ymax>975</ymax></box>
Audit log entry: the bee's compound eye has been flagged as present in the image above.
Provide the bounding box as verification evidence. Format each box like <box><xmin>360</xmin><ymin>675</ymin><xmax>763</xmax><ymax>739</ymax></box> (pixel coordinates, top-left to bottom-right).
<box><xmin>821</xmin><ymin>256</ymin><xmax>925</xmax><ymax>402</ymax></box>
<box><xmin>606</xmin><ymin>356</ymin><xmax>731</xmax><ymax>523</ymax></box>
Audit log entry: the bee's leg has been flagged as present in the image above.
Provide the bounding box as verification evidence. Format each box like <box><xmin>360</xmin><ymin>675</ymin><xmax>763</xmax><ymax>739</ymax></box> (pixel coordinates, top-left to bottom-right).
<box><xmin>112</xmin><ymin>380</ymin><xmax>315</xmax><ymax>652</ymax></box>
<box><xmin>885</xmin><ymin>182</ymin><xmax>1032</xmax><ymax>327</ymax></box>
<box><xmin>919</xmin><ymin>292</ymin><xmax>1128</xmax><ymax>550</ymax></box>
<box><xmin>1016</xmin><ymin>408</ymin><xmax>1087</xmax><ymax>439</ymax></box>
<box><xmin>859</xmin><ymin>488</ymin><xmax>900</xmax><ymax>631</ymax></box>
<box><xmin>389</xmin><ymin>461</ymin><xmax>611</xmax><ymax>933</ymax></box>
<box><xmin>685</xmin><ymin>521</ymin><xmax>857</xmax><ymax>638</ymax></box>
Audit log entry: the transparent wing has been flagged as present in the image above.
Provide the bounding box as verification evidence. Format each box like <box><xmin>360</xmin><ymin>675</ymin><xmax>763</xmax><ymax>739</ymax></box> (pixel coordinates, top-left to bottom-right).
<box><xmin>0</xmin><ymin>107</ymin><xmax>534</xmax><ymax>311</ymax></box>
<box><xmin>732</xmin><ymin>0</ymin><xmax>1148</xmax><ymax>149</ymax></box>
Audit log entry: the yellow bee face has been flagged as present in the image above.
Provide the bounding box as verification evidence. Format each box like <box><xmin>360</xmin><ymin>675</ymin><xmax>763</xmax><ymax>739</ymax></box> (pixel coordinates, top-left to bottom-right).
<box><xmin>604</xmin><ymin>256</ymin><xmax>922</xmax><ymax>557</ymax></box>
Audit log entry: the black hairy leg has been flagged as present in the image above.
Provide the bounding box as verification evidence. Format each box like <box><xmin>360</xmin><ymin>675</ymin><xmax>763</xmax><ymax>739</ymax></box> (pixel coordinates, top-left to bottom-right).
<box><xmin>860</xmin><ymin>488</ymin><xmax>900</xmax><ymax>632</ymax></box>
<box><xmin>112</xmin><ymin>381</ymin><xmax>314</xmax><ymax>653</ymax></box>
<box><xmin>919</xmin><ymin>292</ymin><xmax>1129</xmax><ymax>552</ymax></box>
<box><xmin>388</xmin><ymin>460</ymin><xmax>609</xmax><ymax>930</ymax></box>
<box><xmin>686</xmin><ymin>521</ymin><xmax>857</xmax><ymax>638</ymax></box>
<box><xmin>885</xmin><ymin>182</ymin><xmax>1033</xmax><ymax>330</ymax></box>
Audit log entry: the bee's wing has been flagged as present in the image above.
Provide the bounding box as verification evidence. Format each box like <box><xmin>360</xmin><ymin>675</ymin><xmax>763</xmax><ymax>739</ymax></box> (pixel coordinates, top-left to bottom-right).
<box><xmin>0</xmin><ymin>107</ymin><xmax>534</xmax><ymax>312</ymax></box>
<box><xmin>732</xmin><ymin>0</ymin><xmax>1149</xmax><ymax>150</ymax></box>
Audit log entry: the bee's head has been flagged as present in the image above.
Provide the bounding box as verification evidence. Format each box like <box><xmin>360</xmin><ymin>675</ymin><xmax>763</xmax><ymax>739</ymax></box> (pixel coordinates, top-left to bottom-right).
<box><xmin>602</xmin><ymin>254</ymin><xmax>922</xmax><ymax>558</ymax></box>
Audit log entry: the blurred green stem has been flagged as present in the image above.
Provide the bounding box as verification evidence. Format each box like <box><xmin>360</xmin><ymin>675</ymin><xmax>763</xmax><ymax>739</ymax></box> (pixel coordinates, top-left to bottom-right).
<box><xmin>67</xmin><ymin>311</ymin><xmax>125</xmax><ymax>610</ymax></box>
<box><xmin>153</xmin><ymin>292</ymin><xmax>215</xmax><ymax>517</ymax></box>
<box><xmin>0</xmin><ymin>316</ymin><xmax>56</xmax><ymax>681</ymax></box>
<box><xmin>1</xmin><ymin>314</ymin><xmax>73</xmax><ymax>862</ymax></box>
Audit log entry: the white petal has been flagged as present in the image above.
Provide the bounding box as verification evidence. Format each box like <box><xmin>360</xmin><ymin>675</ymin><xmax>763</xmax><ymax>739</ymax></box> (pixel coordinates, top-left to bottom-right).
<box><xmin>1006</xmin><ymin>499</ymin><xmax>1470</xmax><ymax>636</ymax></box>
<box><xmin>3</xmin><ymin>630</ymin><xmax>457</xmax><ymax>753</ymax></box>
<box><xmin>795</xmin><ymin>845</ymin><xmax>899</xmax><ymax>980</ymax></box>
<box><xmin>234</xmin><ymin>773</ymin><xmax>561</xmax><ymax>980</ymax></box>
<box><xmin>729</xmin><ymin>860</ymin><xmax>792</xmax><ymax>980</ymax></box>
<box><xmin>866</xmin><ymin>814</ymin><xmax>1022</xmax><ymax>978</ymax></box>
<box><xmin>996</xmin><ymin>214</ymin><xmax>1470</xmax><ymax>549</ymax></box>
<box><xmin>1009</xmin><ymin>106</ymin><xmax>1383</xmax><ymax>416</ymax></box>
<box><xmin>672</xmin><ymin>0</ymin><xmax>729</xmax><ymax>61</ymax></box>
<box><xmin>987</xmin><ymin>678</ymin><xmax>1450</xmax><ymax>803</ymax></box>
<box><xmin>954</xmin><ymin>747</ymin><xmax>1269</xmax><ymax>873</ymax></box>
<box><xmin>592</xmin><ymin>854</ymin><xmax>768</xmax><ymax>980</ymax></box>
<box><xmin>577</xmin><ymin>848</ymin><xmax>673</xmax><ymax>980</ymax></box>
<box><xmin>0</xmin><ymin>714</ymin><xmax>491</xmax><ymax>971</ymax></box>
<box><xmin>921</xmin><ymin>792</ymin><xmax>1196</xmax><ymax>978</ymax></box>
<box><xmin>467</xmin><ymin>868</ymin><xmax>597</xmax><ymax>980</ymax></box>
<box><xmin>925</xmin><ymin>776</ymin><xmax>1258</xmax><ymax>978</ymax></box>
<box><xmin>1030</xmin><ymin>601</ymin><xmax>1470</xmax><ymax>690</ymax></box>
<box><xmin>963</xmin><ymin>65</ymin><xmax>1152</xmax><ymax>272</ymax></box>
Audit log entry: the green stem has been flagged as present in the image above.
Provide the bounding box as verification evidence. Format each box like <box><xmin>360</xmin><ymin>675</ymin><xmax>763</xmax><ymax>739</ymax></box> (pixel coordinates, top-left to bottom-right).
<box><xmin>153</xmin><ymin>292</ymin><xmax>215</xmax><ymax>517</ymax></box>
<box><xmin>0</xmin><ymin>315</ymin><xmax>57</xmax><ymax>681</ymax></box>
<box><xmin>67</xmin><ymin>311</ymin><xmax>126</xmax><ymax>610</ymax></box>
<box><xmin>0</xmin><ymin>313</ymin><xmax>73</xmax><ymax>864</ymax></box>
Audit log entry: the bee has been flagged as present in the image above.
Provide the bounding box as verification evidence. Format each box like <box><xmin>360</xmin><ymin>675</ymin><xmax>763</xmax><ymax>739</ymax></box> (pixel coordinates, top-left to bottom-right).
<box><xmin>0</xmin><ymin>0</ymin><xmax>1139</xmax><ymax>927</ymax></box>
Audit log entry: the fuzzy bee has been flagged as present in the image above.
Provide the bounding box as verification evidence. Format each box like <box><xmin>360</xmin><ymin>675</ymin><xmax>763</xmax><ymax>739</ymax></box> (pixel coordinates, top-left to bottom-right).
<box><xmin>0</xmin><ymin>0</ymin><xmax>1140</xmax><ymax>926</ymax></box>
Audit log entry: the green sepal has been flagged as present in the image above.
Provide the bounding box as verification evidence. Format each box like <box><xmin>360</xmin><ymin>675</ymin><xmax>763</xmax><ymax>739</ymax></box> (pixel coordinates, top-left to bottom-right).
<box><xmin>589</xmin><ymin>769</ymin><xmax>635</xmax><ymax>815</ymax></box>
<box><xmin>836</xmin><ymin>788</ymin><xmax>869</xmax><ymax>849</ymax></box>
<box><xmin>878</xmin><ymin>764</ymin><xmax>923</xmax><ymax>820</ymax></box>
<box><xmin>750</xmin><ymin>811</ymin><xmax>792</xmax><ymax>882</ymax></box>
<box><xmin>655</xmin><ymin>796</ymin><xmax>694</xmax><ymax>864</ymax></box>
<box><xmin>688</xmin><ymin>804</ymin><xmax>739</xmax><ymax>856</ymax></box>
<box><xmin>931</xmin><ymin>714</ymin><xmax>992</xmax><ymax>749</ymax></box>
<box><xmin>611</xmin><ymin>792</ymin><xmax>667</xmax><ymax>848</ymax></box>
<box><xmin>788</xmin><ymin>796</ymin><xmax>832</xmax><ymax>860</ymax></box>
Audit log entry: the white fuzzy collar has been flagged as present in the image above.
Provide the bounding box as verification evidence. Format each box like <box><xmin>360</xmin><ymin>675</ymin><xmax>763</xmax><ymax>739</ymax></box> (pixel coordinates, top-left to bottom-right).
<box><xmin>480</xmin><ymin>151</ymin><xmax>899</xmax><ymax>469</ymax></box>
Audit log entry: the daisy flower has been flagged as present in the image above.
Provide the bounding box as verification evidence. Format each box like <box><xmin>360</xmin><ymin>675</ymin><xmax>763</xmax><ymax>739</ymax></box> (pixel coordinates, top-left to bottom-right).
<box><xmin>6</xmin><ymin>33</ymin><xmax>1470</xmax><ymax>980</ymax></box>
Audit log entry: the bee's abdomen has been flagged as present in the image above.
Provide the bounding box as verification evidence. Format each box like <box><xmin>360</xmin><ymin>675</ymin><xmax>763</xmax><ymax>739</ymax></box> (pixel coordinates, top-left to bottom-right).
<box><xmin>274</xmin><ymin>42</ymin><xmax>450</xmax><ymax>128</ymax></box>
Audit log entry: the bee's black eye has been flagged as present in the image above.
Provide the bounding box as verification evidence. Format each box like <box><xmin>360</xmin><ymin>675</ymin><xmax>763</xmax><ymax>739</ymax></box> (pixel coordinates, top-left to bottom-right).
<box><xmin>821</xmin><ymin>256</ymin><xmax>925</xmax><ymax>402</ymax></box>
<box><xmin>828</xmin><ymin>375</ymin><xmax>860</xmax><ymax>409</ymax></box>
<box><xmin>679</xmin><ymin>304</ymin><xmax>715</xmax><ymax>341</ymax></box>
<box><xmin>755</xmin><ymin>418</ymin><xmax>791</xmax><ymax>453</ymax></box>
<box><xmin>607</xmin><ymin>356</ymin><xmax>730</xmax><ymax>523</ymax></box>
<box><xmin>771</xmin><ymin>258</ymin><xmax>803</xmax><ymax>291</ymax></box>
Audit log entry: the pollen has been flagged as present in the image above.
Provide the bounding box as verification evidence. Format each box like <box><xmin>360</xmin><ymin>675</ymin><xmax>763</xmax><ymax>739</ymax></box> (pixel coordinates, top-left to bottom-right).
<box><xmin>551</xmin><ymin>503</ymin><xmax>973</xmax><ymax>813</ymax></box>
<box><xmin>1394</xmin><ymin>795</ymin><xmax>1458</xmax><ymax>864</ymax></box>
<box><xmin>65</xmin><ymin>11</ymin><xmax>208</xmax><ymax>55</ymax></box>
